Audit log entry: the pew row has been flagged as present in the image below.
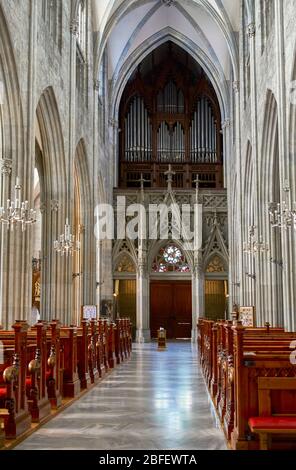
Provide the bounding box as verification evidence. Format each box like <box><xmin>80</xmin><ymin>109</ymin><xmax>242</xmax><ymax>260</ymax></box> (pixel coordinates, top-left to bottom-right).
<box><xmin>0</xmin><ymin>317</ymin><xmax>132</xmax><ymax>444</ymax></box>
<box><xmin>197</xmin><ymin>318</ymin><xmax>296</xmax><ymax>450</ymax></box>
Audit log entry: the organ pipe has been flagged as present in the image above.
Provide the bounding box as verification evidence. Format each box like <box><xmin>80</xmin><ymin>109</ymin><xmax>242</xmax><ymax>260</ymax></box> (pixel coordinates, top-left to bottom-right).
<box><xmin>125</xmin><ymin>95</ymin><xmax>152</xmax><ymax>162</ymax></box>
<box><xmin>124</xmin><ymin>93</ymin><xmax>217</xmax><ymax>164</ymax></box>
<box><xmin>190</xmin><ymin>96</ymin><xmax>217</xmax><ymax>163</ymax></box>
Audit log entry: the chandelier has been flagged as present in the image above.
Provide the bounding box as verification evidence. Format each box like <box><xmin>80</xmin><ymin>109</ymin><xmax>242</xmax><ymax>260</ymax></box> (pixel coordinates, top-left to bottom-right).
<box><xmin>243</xmin><ymin>225</ymin><xmax>269</xmax><ymax>254</ymax></box>
<box><xmin>0</xmin><ymin>177</ymin><xmax>36</xmax><ymax>231</ymax></box>
<box><xmin>268</xmin><ymin>182</ymin><xmax>296</xmax><ymax>230</ymax></box>
<box><xmin>54</xmin><ymin>218</ymin><xmax>80</xmax><ymax>256</ymax></box>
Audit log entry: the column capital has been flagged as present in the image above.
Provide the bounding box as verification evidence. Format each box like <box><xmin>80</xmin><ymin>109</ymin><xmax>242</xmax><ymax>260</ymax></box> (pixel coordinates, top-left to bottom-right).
<box><xmin>40</xmin><ymin>202</ymin><xmax>47</xmax><ymax>214</ymax></box>
<box><xmin>70</xmin><ymin>19</ymin><xmax>79</xmax><ymax>37</ymax></box>
<box><xmin>222</xmin><ymin>119</ymin><xmax>231</xmax><ymax>130</ymax></box>
<box><xmin>233</xmin><ymin>81</ymin><xmax>240</xmax><ymax>93</ymax></box>
<box><xmin>0</xmin><ymin>158</ymin><xmax>12</xmax><ymax>175</ymax></box>
<box><xmin>247</xmin><ymin>23</ymin><xmax>256</xmax><ymax>38</ymax></box>
<box><xmin>94</xmin><ymin>79</ymin><xmax>100</xmax><ymax>92</ymax></box>
<box><xmin>108</xmin><ymin>119</ymin><xmax>119</xmax><ymax>129</ymax></box>
<box><xmin>51</xmin><ymin>199</ymin><xmax>59</xmax><ymax>212</ymax></box>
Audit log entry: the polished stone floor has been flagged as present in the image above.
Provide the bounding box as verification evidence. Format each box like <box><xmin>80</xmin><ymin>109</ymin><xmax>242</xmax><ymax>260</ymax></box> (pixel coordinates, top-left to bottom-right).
<box><xmin>16</xmin><ymin>342</ymin><xmax>227</xmax><ymax>450</ymax></box>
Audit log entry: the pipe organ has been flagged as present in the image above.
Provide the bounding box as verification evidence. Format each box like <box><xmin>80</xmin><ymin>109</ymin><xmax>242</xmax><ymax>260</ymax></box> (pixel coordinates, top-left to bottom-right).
<box><xmin>119</xmin><ymin>42</ymin><xmax>223</xmax><ymax>189</ymax></box>
<box><xmin>124</xmin><ymin>96</ymin><xmax>152</xmax><ymax>162</ymax></box>
<box><xmin>190</xmin><ymin>97</ymin><xmax>217</xmax><ymax>163</ymax></box>
<box><xmin>157</xmin><ymin>122</ymin><xmax>185</xmax><ymax>162</ymax></box>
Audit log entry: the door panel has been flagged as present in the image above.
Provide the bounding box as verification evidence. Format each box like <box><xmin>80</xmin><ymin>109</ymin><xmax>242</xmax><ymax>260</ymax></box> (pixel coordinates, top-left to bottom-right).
<box><xmin>205</xmin><ymin>280</ymin><xmax>227</xmax><ymax>321</ymax></box>
<box><xmin>150</xmin><ymin>281</ymin><xmax>192</xmax><ymax>339</ymax></box>
<box><xmin>174</xmin><ymin>284</ymin><xmax>192</xmax><ymax>339</ymax></box>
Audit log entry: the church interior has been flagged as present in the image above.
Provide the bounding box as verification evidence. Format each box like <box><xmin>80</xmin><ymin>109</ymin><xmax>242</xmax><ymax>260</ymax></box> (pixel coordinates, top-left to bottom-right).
<box><xmin>1</xmin><ymin>0</ymin><xmax>296</xmax><ymax>453</ymax></box>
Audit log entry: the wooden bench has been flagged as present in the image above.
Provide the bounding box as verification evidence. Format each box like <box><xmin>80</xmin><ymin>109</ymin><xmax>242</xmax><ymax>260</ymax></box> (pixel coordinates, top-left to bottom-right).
<box><xmin>197</xmin><ymin>318</ymin><xmax>296</xmax><ymax>449</ymax></box>
<box><xmin>249</xmin><ymin>377</ymin><xmax>296</xmax><ymax>450</ymax></box>
<box><xmin>0</xmin><ymin>322</ymin><xmax>31</xmax><ymax>439</ymax></box>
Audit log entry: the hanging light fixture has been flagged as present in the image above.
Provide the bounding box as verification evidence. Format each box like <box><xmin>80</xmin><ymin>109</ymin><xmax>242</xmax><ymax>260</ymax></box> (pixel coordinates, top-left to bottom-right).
<box><xmin>243</xmin><ymin>225</ymin><xmax>269</xmax><ymax>254</ymax></box>
<box><xmin>54</xmin><ymin>218</ymin><xmax>80</xmax><ymax>257</ymax></box>
<box><xmin>0</xmin><ymin>177</ymin><xmax>36</xmax><ymax>231</ymax></box>
<box><xmin>268</xmin><ymin>181</ymin><xmax>296</xmax><ymax>230</ymax></box>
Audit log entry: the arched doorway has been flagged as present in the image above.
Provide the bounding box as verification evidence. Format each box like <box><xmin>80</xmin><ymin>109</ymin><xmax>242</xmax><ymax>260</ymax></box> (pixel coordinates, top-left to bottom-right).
<box><xmin>150</xmin><ymin>242</ymin><xmax>192</xmax><ymax>339</ymax></box>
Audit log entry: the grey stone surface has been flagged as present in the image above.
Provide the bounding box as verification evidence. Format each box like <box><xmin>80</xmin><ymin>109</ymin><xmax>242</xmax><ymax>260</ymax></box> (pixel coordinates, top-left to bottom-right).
<box><xmin>16</xmin><ymin>343</ymin><xmax>227</xmax><ymax>450</ymax></box>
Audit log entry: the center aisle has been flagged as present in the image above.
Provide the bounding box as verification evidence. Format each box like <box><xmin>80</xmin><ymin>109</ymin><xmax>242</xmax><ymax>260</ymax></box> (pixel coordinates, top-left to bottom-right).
<box><xmin>16</xmin><ymin>342</ymin><xmax>227</xmax><ymax>450</ymax></box>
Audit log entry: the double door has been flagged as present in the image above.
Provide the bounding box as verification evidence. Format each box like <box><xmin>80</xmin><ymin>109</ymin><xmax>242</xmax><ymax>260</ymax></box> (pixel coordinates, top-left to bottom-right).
<box><xmin>150</xmin><ymin>281</ymin><xmax>192</xmax><ymax>339</ymax></box>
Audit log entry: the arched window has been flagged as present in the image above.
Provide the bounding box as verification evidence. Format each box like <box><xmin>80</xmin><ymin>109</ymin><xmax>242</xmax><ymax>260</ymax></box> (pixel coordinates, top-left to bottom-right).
<box><xmin>152</xmin><ymin>244</ymin><xmax>190</xmax><ymax>273</ymax></box>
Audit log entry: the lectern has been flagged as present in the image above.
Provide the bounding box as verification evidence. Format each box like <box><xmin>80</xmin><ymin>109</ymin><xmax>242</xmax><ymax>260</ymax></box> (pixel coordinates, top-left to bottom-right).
<box><xmin>157</xmin><ymin>328</ymin><xmax>166</xmax><ymax>351</ymax></box>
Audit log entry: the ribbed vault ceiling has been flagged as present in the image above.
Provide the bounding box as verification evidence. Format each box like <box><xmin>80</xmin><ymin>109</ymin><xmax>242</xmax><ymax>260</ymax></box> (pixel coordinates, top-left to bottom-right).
<box><xmin>93</xmin><ymin>0</ymin><xmax>240</xmax><ymax>83</ymax></box>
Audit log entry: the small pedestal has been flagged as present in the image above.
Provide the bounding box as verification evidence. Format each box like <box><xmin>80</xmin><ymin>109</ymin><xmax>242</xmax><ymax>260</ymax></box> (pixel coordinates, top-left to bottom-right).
<box><xmin>157</xmin><ymin>328</ymin><xmax>167</xmax><ymax>351</ymax></box>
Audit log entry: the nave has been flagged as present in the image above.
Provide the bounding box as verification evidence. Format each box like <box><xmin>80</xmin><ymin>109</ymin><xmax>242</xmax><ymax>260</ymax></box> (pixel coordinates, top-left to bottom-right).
<box><xmin>16</xmin><ymin>343</ymin><xmax>226</xmax><ymax>451</ymax></box>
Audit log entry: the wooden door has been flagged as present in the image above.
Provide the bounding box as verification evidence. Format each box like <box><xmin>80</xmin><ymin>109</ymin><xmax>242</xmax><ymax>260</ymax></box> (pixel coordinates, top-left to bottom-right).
<box><xmin>150</xmin><ymin>281</ymin><xmax>192</xmax><ymax>339</ymax></box>
<box><xmin>118</xmin><ymin>280</ymin><xmax>137</xmax><ymax>340</ymax></box>
<box><xmin>205</xmin><ymin>280</ymin><xmax>227</xmax><ymax>321</ymax></box>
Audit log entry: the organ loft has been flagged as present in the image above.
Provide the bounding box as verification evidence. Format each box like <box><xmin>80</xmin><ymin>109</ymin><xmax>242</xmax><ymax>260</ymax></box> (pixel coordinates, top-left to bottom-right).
<box><xmin>119</xmin><ymin>42</ymin><xmax>223</xmax><ymax>189</ymax></box>
<box><xmin>1</xmin><ymin>0</ymin><xmax>296</xmax><ymax>455</ymax></box>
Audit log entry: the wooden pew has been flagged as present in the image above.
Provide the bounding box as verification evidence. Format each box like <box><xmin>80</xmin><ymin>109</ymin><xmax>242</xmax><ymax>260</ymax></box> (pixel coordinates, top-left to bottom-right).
<box><xmin>0</xmin><ymin>409</ymin><xmax>8</xmax><ymax>448</ymax></box>
<box><xmin>108</xmin><ymin>322</ymin><xmax>116</xmax><ymax>369</ymax></box>
<box><xmin>98</xmin><ymin>319</ymin><xmax>109</xmax><ymax>371</ymax></box>
<box><xmin>77</xmin><ymin>320</ymin><xmax>91</xmax><ymax>390</ymax></box>
<box><xmin>249</xmin><ymin>377</ymin><xmax>296</xmax><ymax>450</ymax></box>
<box><xmin>0</xmin><ymin>322</ymin><xmax>31</xmax><ymax>439</ymax></box>
<box><xmin>94</xmin><ymin>320</ymin><xmax>105</xmax><ymax>378</ymax></box>
<box><xmin>60</xmin><ymin>326</ymin><xmax>80</xmax><ymax>398</ymax></box>
<box><xmin>26</xmin><ymin>322</ymin><xmax>51</xmax><ymax>422</ymax></box>
<box><xmin>88</xmin><ymin>319</ymin><xmax>100</xmax><ymax>383</ymax></box>
<box><xmin>231</xmin><ymin>322</ymin><xmax>296</xmax><ymax>450</ymax></box>
<box><xmin>46</xmin><ymin>320</ymin><xmax>63</xmax><ymax>409</ymax></box>
<box><xmin>198</xmin><ymin>318</ymin><xmax>296</xmax><ymax>449</ymax></box>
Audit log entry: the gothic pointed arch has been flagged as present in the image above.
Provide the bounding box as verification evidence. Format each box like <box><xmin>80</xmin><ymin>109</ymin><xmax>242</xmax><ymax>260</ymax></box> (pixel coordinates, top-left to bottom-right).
<box><xmin>0</xmin><ymin>3</ymin><xmax>24</xmax><ymax>160</ymax></box>
<box><xmin>74</xmin><ymin>138</ymin><xmax>96</xmax><ymax>321</ymax></box>
<box><xmin>113</xmin><ymin>239</ymin><xmax>138</xmax><ymax>271</ymax></box>
<box><xmin>35</xmin><ymin>87</ymin><xmax>68</xmax><ymax>322</ymax></box>
<box><xmin>113</xmin><ymin>252</ymin><xmax>137</xmax><ymax>275</ymax></box>
<box><xmin>260</xmin><ymin>90</ymin><xmax>283</xmax><ymax>326</ymax></box>
<box><xmin>203</xmin><ymin>216</ymin><xmax>228</xmax><ymax>271</ymax></box>
<box><xmin>0</xmin><ymin>4</ymin><xmax>25</xmax><ymax>328</ymax></box>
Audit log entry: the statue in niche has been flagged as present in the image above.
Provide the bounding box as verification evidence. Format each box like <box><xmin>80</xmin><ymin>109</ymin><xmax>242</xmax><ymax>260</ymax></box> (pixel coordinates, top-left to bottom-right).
<box><xmin>34</xmin><ymin>280</ymin><xmax>41</xmax><ymax>301</ymax></box>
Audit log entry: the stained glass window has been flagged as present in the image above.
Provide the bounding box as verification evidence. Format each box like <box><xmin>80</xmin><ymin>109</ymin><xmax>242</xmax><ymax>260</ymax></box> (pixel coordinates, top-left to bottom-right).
<box><xmin>152</xmin><ymin>244</ymin><xmax>190</xmax><ymax>273</ymax></box>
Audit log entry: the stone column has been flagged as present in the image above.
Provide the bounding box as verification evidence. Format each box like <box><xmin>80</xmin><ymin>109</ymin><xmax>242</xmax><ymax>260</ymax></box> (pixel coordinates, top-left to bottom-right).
<box><xmin>96</xmin><ymin>240</ymin><xmax>102</xmax><ymax>316</ymax></box>
<box><xmin>136</xmin><ymin>187</ymin><xmax>150</xmax><ymax>342</ymax></box>
<box><xmin>191</xmin><ymin>256</ymin><xmax>204</xmax><ymax>342</ymax></box>
<box><xmin>136</xmin><ymin>262</ymin><xmax>150</xmax><ymax>343</ymax></box>
<box><xmin>275</xmin><ymin>0</ymin><xmax>290</xmax><ymax>330</ymax></box>
<box><xmin>100</xmin><ymin>238</ymin><xmax>113</xmax><ymax>308</ymax></box>
<box><xmin>0</xmin><ymin>158</ymin><xmax>12</xmax><ymax>328</ymax></box>
<box><xmin>222</xmin><ymin>117</ymin><xmax>234</xmax><ymax>312</ymax></box>
<box><xmin>232</xmin><ymin>80</ymin><xmax>244</xmax><ymax>310</ymax></box>
<box><xmin>222</xmin><ymin>119</ymin><xmax>231</xmax><ymax>190</ymax></box>
<box><xmin>248</xmin><ymin>22</ymin><xmax>265</xmax><ymax>325</ymax></box>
